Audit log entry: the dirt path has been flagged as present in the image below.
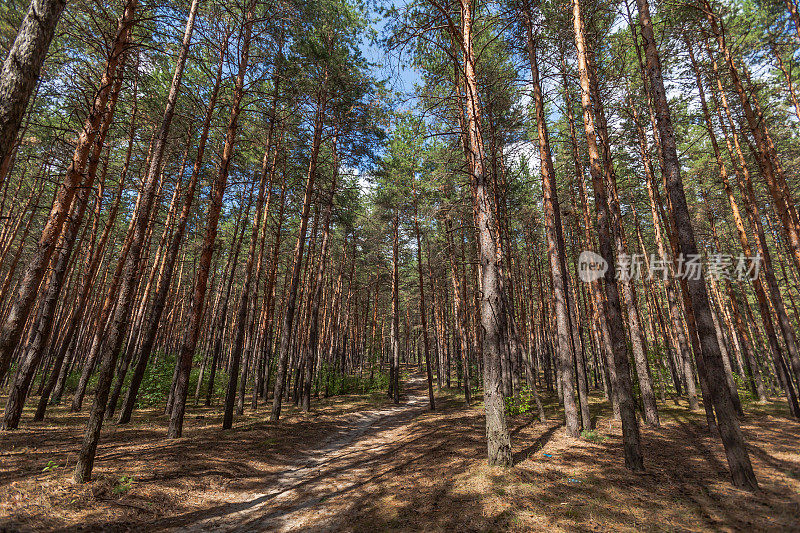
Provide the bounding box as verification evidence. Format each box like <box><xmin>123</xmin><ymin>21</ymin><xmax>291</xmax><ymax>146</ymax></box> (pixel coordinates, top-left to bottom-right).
<box><xmin>153</xmin><ymin>375</ymin><xmax>429</xmax><ymax>532</ymax></box>
<box><xmin>4</xmin><ymin>376</ymin><xmax>799</xmax><ymax>532</ymax></box>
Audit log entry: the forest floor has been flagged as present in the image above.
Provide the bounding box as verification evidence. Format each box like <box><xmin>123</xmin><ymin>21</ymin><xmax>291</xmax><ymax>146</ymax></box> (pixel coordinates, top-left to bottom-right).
<box><xmin>1</xmin><ymin>369</ymin><xmax>799</xmax><ymax>532</ymax></box>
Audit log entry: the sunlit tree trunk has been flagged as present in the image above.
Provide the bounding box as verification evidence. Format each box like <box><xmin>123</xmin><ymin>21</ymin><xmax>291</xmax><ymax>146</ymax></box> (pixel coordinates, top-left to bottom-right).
<box><xmin>573</xmin><ymin>0</ymin><xmax>642</xmax><ymax>471</ymax></box>
<box><xmin>167</xmin><ymin>1</ymin><xmax>255</xmax><ymax>439</ymax></box>
<box><xmin>2</xmin><ymin>62</ymin><xmax>123</xmax><ymax>429</ymax></box>
<box><xmin>701</xmin><ymin>40</ymin><xmax>800</xmax><ymax>416</ymax></box>
<box><xmin>0</xmin><ymin>0</ymin><xmax>136</xmax><ymax>385</ymax></box>
<box><xmin>271</xmin><ymin>80</ymin><xmax>326</xmax><ymax>422</ymax></box>
<box><xmin>523</xmin><ymin>11</ymin><xmax>579</xmax><ymax>436</ymax></box>
<box><xmin>458</xmin><ymin>0</ymin><xmax>512</xmax><ymax>466</ymax></box>
<box><xmin>412</xmin><ymin>172</ymin><xmax>436</xmax><ymax>411</ymax></box>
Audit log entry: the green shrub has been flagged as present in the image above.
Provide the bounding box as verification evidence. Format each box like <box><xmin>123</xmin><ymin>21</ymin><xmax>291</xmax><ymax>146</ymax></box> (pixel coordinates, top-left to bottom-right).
<box><xmin>316</xmin><ymin>361</ymin><xmax>388</xmax><ymax>395</ymax></box>
<box><xmin>113</xmin><ymin>475</ymin><xmax>133</xmax><ymax>495</ymax></box>
<box><xmin>504</xmin><ymin>387</ymin><xmax>536</xmax><ymax>416</ymax></box>
<box><xmin>133</xmin><ymin>351</ymin><xmax>227</xmax><ymax>408</ymax></box>
<box><xmin>580</xmin><ymin>429</ymin><xmax>608</xmax><ymax>443</ymax></box>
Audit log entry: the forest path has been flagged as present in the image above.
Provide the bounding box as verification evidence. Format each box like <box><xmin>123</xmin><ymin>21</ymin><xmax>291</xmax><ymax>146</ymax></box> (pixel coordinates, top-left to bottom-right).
<box><xmin>160</xmin><ymin>370</ymin><xmax>430</xmax><ymax>532</ymax></box>
<box><xmin>5</xmin><ymin>375</ymin><xmax>800</xmax><ymax>532</ymax></box>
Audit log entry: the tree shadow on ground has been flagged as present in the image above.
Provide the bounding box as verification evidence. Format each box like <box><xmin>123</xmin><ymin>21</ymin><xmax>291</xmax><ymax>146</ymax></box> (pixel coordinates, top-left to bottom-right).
<box><xmin>2</xmin><ymin>381</ymin><xmax>799</xmax><ymax>532</ymax></box>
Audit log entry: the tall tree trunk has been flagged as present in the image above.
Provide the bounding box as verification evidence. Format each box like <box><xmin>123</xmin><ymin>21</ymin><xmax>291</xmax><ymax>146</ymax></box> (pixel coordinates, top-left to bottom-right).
<box><xmin>270</xmin><ymin>82</ymin><xmax>326</xmax><ymax>422</ymax></box>
<box><xmin>636</xmin><ymin>0</ymin><xmax>757</xmax><ymax>490</ymax></box>
<box><xmin>224</xmin><ymin>140</ymin><xmax>276</xmax><ymax>427</ymax></box>
<box><xmin>701</xmin><ymin>39</ymin><xmax>800</xmax><ymax>416</ymax></box>
<box><xmin>302</xmin><ymin>133</ymin><xmax>338</xmax><ymax>412</ymax></box>
<box><xmin>445</xmin><ymin>217</ymin><xmax>471</xmax><ymax>405</ymax></box>
<box><xmin>573</xmin><ymin>0</ymin><xmax>642</xmax><ymax>470</ymax></box>
<box><xmin>2</xmin><ymin>61</ymin><xmax>123</xmax><ymax>430</ymax></box>
<box><xmin>588</xmin><ymin>36</ymin><xmax>659</xmax><ymax>429</ymax></box>
<box><xmin>167</xmin><ymin>4</ymin><xmax>254</xmax><ymax>438</ymax></box>
<box><xmin>524</xmin><ymin>12</ymin><xmax>579</xmax><ymax>436</ymax></box>
<box><xmin>390</xmin><ymin>213</ymin><xmax>401</xmax><ymax>404</ymax></box>
<box><xmin>0</xmin><ymin>0</ymin><xmax>67</xmax><ymax>173</ymax></box>
<box><xmin>412</xmin><ymin>173</ymin><xmax>436</xmax><ymax>411</ymax></box>
<box><xmin>458</xmin><ymin>0</ymin><xmax>512</xmax><ymax>466</ymax></box>
<box><xmin>118</xmin><ymin>19</ymin><xmax>222</xmax><ymax>424</ymax></box>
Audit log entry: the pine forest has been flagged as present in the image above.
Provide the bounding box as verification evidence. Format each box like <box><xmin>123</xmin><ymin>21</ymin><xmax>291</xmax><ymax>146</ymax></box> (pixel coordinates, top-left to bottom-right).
<box><xmin>1</xmin><ymin>0</ymin><xmax>800</xmax><ymax>529</ymax></box>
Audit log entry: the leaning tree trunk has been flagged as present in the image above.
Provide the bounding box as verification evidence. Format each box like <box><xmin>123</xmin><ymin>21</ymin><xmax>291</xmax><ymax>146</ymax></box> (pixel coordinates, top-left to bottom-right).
<box><xmin>686</xmin><ymin>41</ymin><xmax>785</xmax><ymax>412</ymax></box>
<box><xmin>73</xmin><ymin>0</ymin><xmax>201</xmax><ymax>481</ymax></box>
<box><xmin>114</xmin><ymin>0</ymin><xmax>204</xmax><ymax>424</ymax></box>
<box><xmin>2</xmin><ymin>64</ymin><xmax>123</xmax><ymax>430</ymax></box>
<box><xmin>118</xmin><ymin>23</ymin><xmax>221</xmax><ymax>425</ymax></box>
<box><xmin>636</xmin><ymin>0</ymin><xmax>757</xmax><ymax>490</ymax></box>
<box><xmin>701</xmin><ymin>41</ymin><xmax>800</xmax><ymax>408</ymax></box>
<box><xmin>0</xmin><ymin>0</ymin><xmax>67</xmax><ymax>173</ymax></box>
<box><xmin>270</xmin><ymin>83</ymin><xmax>326</xmax><ymax>423</ymax></box>
<box><xmin>524</xmin><ymin>12</ymin><xmax>580</xmax><ymax>436</ymax></box>
<box><xmin>167</xmin><ymin>1</ymin><xmax>255</xmax><ymax>439</ymax></box>
<box><xmin>224</xmin><ymin>162</ymin><xmax>271</xmax><ymax>428</ymax></box>
<box><xmin>0</xmin><ymin>0</ymin><xmax>135</xmax><ymax>385</ymax></box>
<box><xmin>302</xmin><ymin>133</ymin><xmax>338</xmax><ymax>412</ymax></box>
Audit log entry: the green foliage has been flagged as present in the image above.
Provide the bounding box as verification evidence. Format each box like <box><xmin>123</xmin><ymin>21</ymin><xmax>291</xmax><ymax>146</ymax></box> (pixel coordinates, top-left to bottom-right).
<box><xmin>317</xmin><ymin>361</ymin><xmax>388</xmax><ymax>395</ymax></box>
<box><xmin>134</xmin><ymin>352</ymin><xmax>177</xmax><ymax>408</ymax></box>
<box><xmin>580</xmin><ymin>429</ymin><xmax>608</xmax><ymax>443</ymax></box>
<box><xmin>504</xmin><ymin>387</ymin><xmax>537</xmax><ymax>417</ymax></box>
<box><xmin>733</xmin><ymin>373</ymin><xmax>757</xmax><ymax>401</ymax></box>
<box><xmin>133</xmin><ymin>351</ymin><xmax>227</xmax><ymax>408</ymax></box>
<box><xmin>64</xmin><ymin>371</ymin><xmax>81</xmax><ymax>396</ymax></box>
<box><xmin>113</xmin><ymin>475</ymin><xmax>133</xmax><ymax>495</ymax></box>
<box><xmin>42</xmin><ymin>460</ymin><xmax>60</xmax><ymax>472</ymax></box>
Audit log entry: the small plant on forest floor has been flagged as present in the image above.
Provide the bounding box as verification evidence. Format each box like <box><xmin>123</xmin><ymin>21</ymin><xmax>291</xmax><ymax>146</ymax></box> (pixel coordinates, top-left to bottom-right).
<box><xmin>113</xmin><ymin>475</ymin><xmax>134</xmax><ymax>495</ymax></box>
<box><xmin>504</xmin><ymin>387</ymin><xmax>535</xmax><ymax>416</ymax></box>
<box><xmin>580</xmin><ymin>429</ymin><xmax>608</xmax><ymax>443</ymax></box>
<box><xmin>42</xmin><ymin>460</ymin><xmax>60</xmax><ymax>472</ymax></box>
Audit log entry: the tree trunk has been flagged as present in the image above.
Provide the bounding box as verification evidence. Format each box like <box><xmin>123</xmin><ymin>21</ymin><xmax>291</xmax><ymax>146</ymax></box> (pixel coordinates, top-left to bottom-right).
<box><xmin>413</xmin><ymin>173</ymin><xmax>436</xmax><ymax>411</ymax></box>
<box><xmin>0</xmin><ymin>0</ymin><xmax>67</xmax><ymax>173</ymax></box>
<box><xmin>2</xmin><ymin>61</ymin><xmax>123</xmax><ymax>429</ymax></box>
<box><xmin>573</xmin><ymin>0</ymin><xmax>642</xmax><ymax>470</ymax></box>
<box><xmin>390</xmin><ymin>213</ymin><xmax>401</xmax><ymax>404</ymax></box>
<box><xmin>524</xmin><ymin>13</ymin><xmax>579</xmax><ymax>436</ymax></box>
<box><xmin>636</xmin><ymin>0</ymin><xmax>757</xmax><ymax>490</ymax></box>
<box><xmin>0</xmin><ymin>0</ymin><xmax>135</xmax><ymax>385</ymax></box>
<box><xmin>458</xmin><ymin>0</ymin><xmax>512</xmax><ymax>466</ymax></box>
<box><xmin>270</xmin><ymin>81</ymin><xmax>326</xmax><ymax>422</ymax></box>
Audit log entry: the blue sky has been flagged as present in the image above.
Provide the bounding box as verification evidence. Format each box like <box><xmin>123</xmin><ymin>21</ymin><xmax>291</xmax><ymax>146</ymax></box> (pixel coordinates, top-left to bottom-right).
<box><xmin>358</xmin><ymin>3</ymin><xmax>422</xmax><ymax>107</ymax></box>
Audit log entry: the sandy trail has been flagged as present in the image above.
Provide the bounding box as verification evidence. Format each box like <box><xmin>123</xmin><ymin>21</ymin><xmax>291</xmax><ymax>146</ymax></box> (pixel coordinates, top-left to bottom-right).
<box><xmin>157</xmin><ymin>375</ymin><xmax>429</xmax><ymax>532</ymax></box>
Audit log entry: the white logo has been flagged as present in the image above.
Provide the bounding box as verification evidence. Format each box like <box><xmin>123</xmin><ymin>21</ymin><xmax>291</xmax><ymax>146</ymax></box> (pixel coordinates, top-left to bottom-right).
<box><xmin>578</xmin><ymin>251</ymin><xmax>608</xmax><ymax>283</ymax></box>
